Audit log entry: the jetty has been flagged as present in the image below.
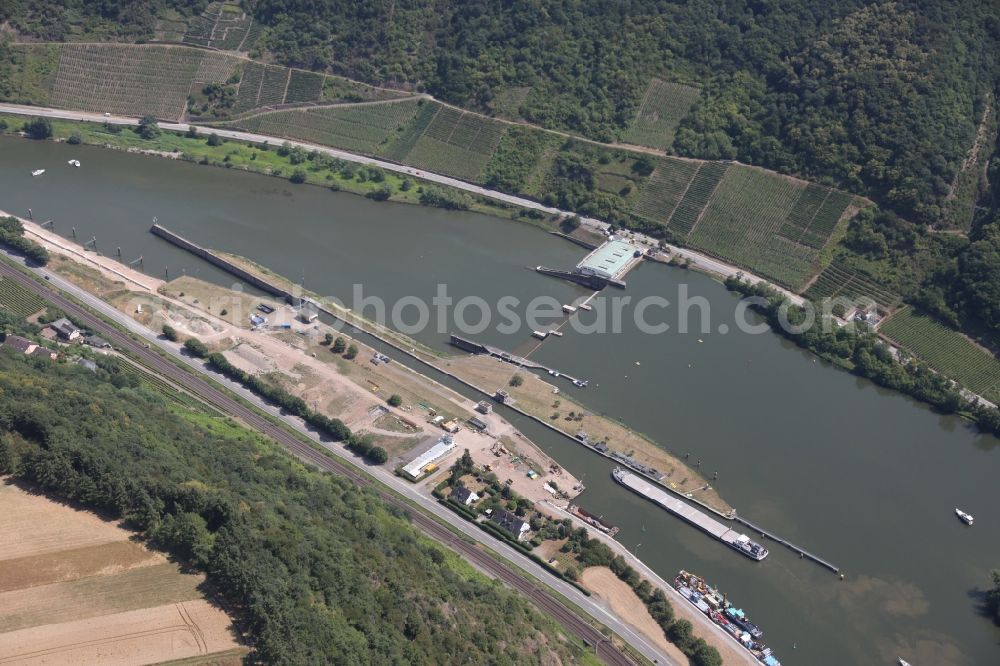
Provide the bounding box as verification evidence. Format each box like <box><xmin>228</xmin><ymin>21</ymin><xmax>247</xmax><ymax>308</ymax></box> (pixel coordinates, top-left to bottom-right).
<box><xmin>449</xmin><ymin>334</ymin><xmax>587</xmax><ymax>386</ymax></box>
<box><xmin>735</xmin><ymin>516</ymin><xmax>840</xmax><ymax>573</ymax></box>
<box><xmin>613</xmin><ymin>468</ymin><xmax>768</xmax><ymax>561</ymax></box>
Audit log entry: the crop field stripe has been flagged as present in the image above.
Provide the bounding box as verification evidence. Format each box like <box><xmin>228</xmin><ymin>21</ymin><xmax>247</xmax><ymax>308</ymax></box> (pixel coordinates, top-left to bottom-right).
<box><xmin>666</xmin><ymin>161</ymin><xmax>729</xmax><ymax>237</ymax></box>
<box><xmin>631</xmin><ymin>157</ymin><xmax>699</xmax><ymax>224</ymax></box>
<box><xmin>0</xmin><ymin>278</ymin><xmax>46</xmax><ymax>318</ymax></box>
<box><xmin>881</xmin><ymin>307</ymin><xmax>1000</xmax><ymax>403</ymax></box>
<box><xmin>688</xmin><ymin>166</ymin><xmax>815</xmax><ymax>288</ymax></box>
<box><xmin>622</xmin><ymin>78</ymin><xmax>701</xmax><ymax>149</ymax></box>
<box><xmin>50</xmin><ymin>44</ymin><xmax>205</xmax><ymax>120</ymax></box>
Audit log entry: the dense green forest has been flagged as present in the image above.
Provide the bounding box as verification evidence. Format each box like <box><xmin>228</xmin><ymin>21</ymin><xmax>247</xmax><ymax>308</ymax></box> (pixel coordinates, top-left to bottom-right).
<box><xmin>0</xmin><ymin>348</ymin><xmax>583</xmax><ymax>664</ymax></box>
<box><xmin>0</xmin><ymin>0</ymin><xmax>206</xmax><ymax>40</ymax></box>
<box><xmin>247</xmin><ymin>0</ymin><xmax>1000</xmax><ymax>225</ymax></box>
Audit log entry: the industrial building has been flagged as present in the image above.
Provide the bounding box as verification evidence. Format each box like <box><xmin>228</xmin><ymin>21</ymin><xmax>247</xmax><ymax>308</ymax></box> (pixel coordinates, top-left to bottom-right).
<box><xmin>575</xmin><ymin>238</ymin><xmax>636</xmax><ymax>281</ymax></box>
<box><xmin>401</xmin><ymin>435</ymin><xmax>456</xmax><ymax>480</ymax></box>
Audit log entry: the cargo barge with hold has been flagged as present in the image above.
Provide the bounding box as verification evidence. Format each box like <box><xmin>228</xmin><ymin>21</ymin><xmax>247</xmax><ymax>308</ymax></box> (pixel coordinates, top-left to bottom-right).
<box><xmin>612</xmin><ymin>467</ymin><xmax>768</xmax><ymax>560</ymax></box>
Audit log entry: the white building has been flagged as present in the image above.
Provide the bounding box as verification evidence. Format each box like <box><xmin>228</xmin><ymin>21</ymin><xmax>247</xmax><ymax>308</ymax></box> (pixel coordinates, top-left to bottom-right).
<box><xmin>402</xmin><ymin>435</ymin><xmax>456</xmax><ymax>480</ymax></box>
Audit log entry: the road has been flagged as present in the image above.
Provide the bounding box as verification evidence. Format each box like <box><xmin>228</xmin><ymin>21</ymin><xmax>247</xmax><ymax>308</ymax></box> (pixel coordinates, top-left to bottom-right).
<box><xmin>0</xmin><ymin>252</ymin><xmax>677</xmax><ymax>666</ymax></box>
<box><xmin>0</xmin><ymin>102</ymin><xmax>792</xmax><ymax>299</ymax></box>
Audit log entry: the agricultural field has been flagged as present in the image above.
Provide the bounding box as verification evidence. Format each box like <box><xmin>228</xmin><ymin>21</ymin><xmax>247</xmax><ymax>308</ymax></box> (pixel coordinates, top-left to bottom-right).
<box><xmin>0</xmin><ymin>278</ymin><xmax>46</xmax><ymax>318</ymax></box>
<box><xmin>193</xmin><ymin>52</ymin><xmax>242</xmax><ymax>86</ymax></box>
<box><xmin>381</xmin><ymin>102</ymin><xmax>440</xmax><ymax>161</ymax></box>
<box><xmin>631</xmin><ymin>157</ymin><xmax>700</xmax><ymax>224</ymax></box>
<box><xmin>0</xmin><ymin>44</ymin><xmax>61</xmax><ymax>107</ymax></box>
<box><xmin>802</xmin><ymin>261</ymin><xmax>901</xmax><ymax>311</ymax></box>
<box><xmin>285</xmin><ymin>70</ymin><xmax>324</xmax><ymax>104</ymax></box>
<box><xmin>258</xmin><ymin>65</ymin><xmax>290</xmax><ymax>107</ymax></box>
<box><xmin>880</xmin><ymin>308</ymin><xmax>1000</xmax><ymax>403</ymax></box>
<box><xmin>688</xmin><ymin>166</ymin><xmax>816</xmax><ymax>288</ymax></box>
<box><xmin>181</xmin><ymin>2</ymin><xmax>255</xmax><ymax>51</ymax></box>
<box><xmin>482</xmin><ymin>126</ymin><xmax>563</xmax><ymax>192</ymax></box>
<box><xmin>663</xmin><ymin>161</ymin><xmax>729</xmax><ymax>236</ymax></box>
<box><xmin>0</xmin><ymin>481</ymin><xmax>243</xmax><ymax>666</ymax></box>
<box><xmin>236</xmin><ymin>99</ymin><xmax>424</xmax><ymax>155</ymax></box>
<box><xmin>403</xmin><ymin>105</ymin><xmax>509</xmax><ymax>181</ymax></box>
<box><xmin>232</xmin><ymin>60</ymin><xmax>266</xmax><ymax>113</ymax></box>
<box><xmin>48</xmin><ymin>44</ymin><xmax>213</xmax><ymax>120</ymax></box>
<box><xmin>622</xmin><ymin>79</ymin><xmax>701</xmax><ymax>149</ymax></box>
<box><xmin>320</xmin><ymin>76</ymin><xmax>411</xmax><ymax>104</ymax></box>
<box><xmin>778</xmin><ymin>185</ymin><xmax>855</xmax><ymax>249</ymax></box>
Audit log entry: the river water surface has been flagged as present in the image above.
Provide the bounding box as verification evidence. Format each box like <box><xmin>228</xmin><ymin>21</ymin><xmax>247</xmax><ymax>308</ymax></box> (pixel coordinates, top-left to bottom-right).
<box><xmin>3</xmin><ymin>137</ymin><xmax>999</xmax><ymax>666</ymax></box>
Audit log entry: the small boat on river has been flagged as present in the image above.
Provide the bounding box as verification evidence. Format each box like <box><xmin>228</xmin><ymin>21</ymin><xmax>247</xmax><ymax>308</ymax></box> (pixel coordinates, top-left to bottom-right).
<box><xmin>955</xmin><ymin>508</ymin><xmax>973</xmax><ymax>525</ymax></box>
<box><xmin>68</xmin><ymin>159</ymin><xmax>81</xmax><ymax>167</ymax></box>
<box><xmin>31</xmin><ymin>169</ymin><xmax>45</xmax><ymax>176</ymax></box>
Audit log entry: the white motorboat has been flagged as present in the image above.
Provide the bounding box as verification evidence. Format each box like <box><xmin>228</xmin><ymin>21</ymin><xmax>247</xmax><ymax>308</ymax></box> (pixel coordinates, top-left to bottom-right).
<box><xmin>68</xmin><ymin>159</ymin><xmax>81</xmax><ymax>167</ymax></box>
<box><xmin>898</xmin><ymin>658</ymin><xmax>912</xmax><ymax>666</ymax></box>
<box><xmin>955</xmin><ymin>508</ymin><xmax>973</xmax><ymax>525</ymax></box>
<box><xmin>31</xmin><ymin>169</ymin><xmax>45</xmax><ymax>176</ymax></box>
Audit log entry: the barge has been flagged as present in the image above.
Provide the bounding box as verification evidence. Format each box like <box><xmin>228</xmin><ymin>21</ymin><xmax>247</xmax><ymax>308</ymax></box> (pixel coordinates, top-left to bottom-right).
<box><xmin>612</xmin><ymin>468</ymin><xmax>767</xmax><ymax>561</ymax></box>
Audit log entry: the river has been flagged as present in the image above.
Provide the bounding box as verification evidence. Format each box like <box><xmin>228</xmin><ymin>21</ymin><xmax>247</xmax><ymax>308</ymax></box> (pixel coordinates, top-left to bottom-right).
<box><xmin>2</xmin><ymin>136</ymin><xmax>999</xmax><ymax>666</ymax></box>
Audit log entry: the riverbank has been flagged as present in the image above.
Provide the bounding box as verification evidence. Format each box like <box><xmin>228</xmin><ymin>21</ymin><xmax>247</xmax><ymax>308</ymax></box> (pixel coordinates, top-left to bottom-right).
<box><xmin>0</xmin><ymin>110</ymin><xmax>557</xmax><ymax>230</ymax></box>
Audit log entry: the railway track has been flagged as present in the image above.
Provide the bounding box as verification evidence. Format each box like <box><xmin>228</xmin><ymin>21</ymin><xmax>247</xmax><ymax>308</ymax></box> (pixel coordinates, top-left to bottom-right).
<box><xmin>0</xmin><ymin>260</ymin><xmax>635</xmax><ymax>666</ymax></box>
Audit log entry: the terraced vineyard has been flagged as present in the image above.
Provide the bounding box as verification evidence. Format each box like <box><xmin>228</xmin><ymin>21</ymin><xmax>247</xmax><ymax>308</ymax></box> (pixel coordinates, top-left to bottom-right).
<box><xmin>236</xmin><ymin>99</ymin><xmax>424</xmax><ymax>155</ymax></box>
<box><xmin>403</xmin><ymin>106</ymin><xmax>509</xmax><ymax>181</ymax></box>
<box><xmin>285</xmin><ymin>70</ymin><xmax>325</xmax><ymax>104</ymax></box>
<box><xmin>193</xmin><ymin>53</ymin><xmax>241</xmax><ymax>86</ymax></box>
<box><xmin>632</xmin><ymin>158</ymin><xmax>700</xmax><ymax>224</ymax></box>
<box><xmin>258</xmin><ymin>65</ymin><xmax>290</xmax><ymax>107</ymax></box>
<box><xmin>663</xmin><ymin>161</ymin><xmax>729</xmax><ymax>236</ymax></box>
<box><xmin>688</xmin><ymin>166</ymin><xmax>816</xmax><ymax>288</ymax></box>
<box><xmin>0</xmin><ymin>278</ymin><xmax>45</xmax><ymax>318</ymax></box>
<box><xmin>49</xmin><ymin>45</ymin><xmax>207</xmax><ymax>120</ymax></box>
<box><xmin>182</xmin><ymin>2</ymin><xmax>254</xmax><ymax>51</ymax></box>
<box><xmin>623</xmin><ymin>79</ymin><xmax>701</xmax><ymax>149</ymax></box>
<box><xmin>778</xmin><ymin>185</ymin><xmax>855</xmax><ymax>249</ymax></box>
<box><xmin>381</xmin><ymin>102</ymin><xmax>440</xmax><ymax>161</ymax></box>
<box><xmin>802</xmin><ymin>261</ymin><xmax>900</xmax><ymax>311</ymax></box>
<box><xmin>881</xmin><ymin>308</ymin><xmax>1000</xmax><ymax>403</ymax></box>
<box><xmin>233</xmin><ymin>61</ymin><xmax>266</xmax><ymax>113</ymax></box>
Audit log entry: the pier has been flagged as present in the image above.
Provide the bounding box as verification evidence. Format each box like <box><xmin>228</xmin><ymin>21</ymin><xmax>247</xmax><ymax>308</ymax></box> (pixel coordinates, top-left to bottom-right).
<box><xmin>735</xmin><ymin>516</ymin><xmax>840</xmax><ymax>573</ymax></box>
<box><xmin>548</xmin><ymin>231</ymin><xmax>600</xmax><ymax>250</ymax></box>
<box><xmin>448</xmin><ymin>334</ymin><xmax>587</xmax><ymax>386</ymax></box>
<box><xmin>614</xmin><ymin>468</ymin><xmax>766</xmax><ymax>560</ymax></box>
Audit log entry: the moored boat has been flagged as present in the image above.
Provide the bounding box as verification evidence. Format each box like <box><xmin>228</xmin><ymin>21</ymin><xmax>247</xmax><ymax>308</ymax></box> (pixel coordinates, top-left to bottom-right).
<box><xmin>674</xmin><ymin>570</ymin><xmax>780</xmax><ymax>665</ymax></box>
<box><xmin>955</xmin><ymin>508</ymin><xmax>973</xmax><ymax>525</ymax></box>
<box><xmin>31</xmin><ymin>169</ymin><xmax>45</xmax><ymax>176</ymax></box>
<box><xmin>67</xmin><ymin>159</ymin><xmax>81</xmax><ymax>167</ymax></box>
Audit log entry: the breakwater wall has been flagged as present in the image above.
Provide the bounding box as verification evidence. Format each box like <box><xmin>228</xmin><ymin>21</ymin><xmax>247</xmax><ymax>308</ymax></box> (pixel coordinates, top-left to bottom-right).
<box><xmin>548</xmin><ymin>231</ymin><xmax>600</xmax><ymax>250</ymax></box>
<box><xmin>150</xmin><ymin>224</ymin><xmax>291</xmax><ymax>300</ymax></box>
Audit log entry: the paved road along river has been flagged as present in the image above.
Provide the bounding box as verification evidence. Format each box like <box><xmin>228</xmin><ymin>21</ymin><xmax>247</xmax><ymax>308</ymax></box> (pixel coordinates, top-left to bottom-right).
<box><xmin>1</xmin><ymin>136</ymin><xmax>998</xmax><ymax>666</ymax></box>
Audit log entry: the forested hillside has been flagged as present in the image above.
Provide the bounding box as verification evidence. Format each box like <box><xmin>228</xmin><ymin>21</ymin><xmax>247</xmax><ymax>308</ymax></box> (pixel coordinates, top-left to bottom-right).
<box><xmin>2</xmin><ymin>1</ymin><xmax>997</xmax><ymax>224</ymax></box>
<box><xmin>0</xmin><ymin>349</ymin><xmax>583</xmax><ymax>664</ymax></box>
<box><xmin>248</xmin><ymin>0</ymin><xmax>999</xmax><ymax>225</ymax></box>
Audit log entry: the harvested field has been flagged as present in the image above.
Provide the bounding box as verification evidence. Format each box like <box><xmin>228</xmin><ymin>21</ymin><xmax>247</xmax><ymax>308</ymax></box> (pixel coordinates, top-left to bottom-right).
<box><xmin>0</xmin><ymin>481</ymin><xmax>242</xmax><ymax>665</ymax></box>
<box><xmin>581</xmin><ymin>567</ymin><xmax>687</xmax><ymax>665</ymax></box>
